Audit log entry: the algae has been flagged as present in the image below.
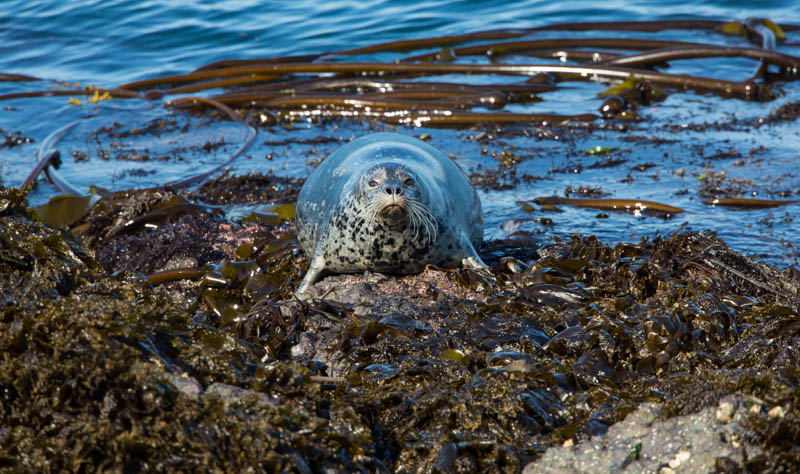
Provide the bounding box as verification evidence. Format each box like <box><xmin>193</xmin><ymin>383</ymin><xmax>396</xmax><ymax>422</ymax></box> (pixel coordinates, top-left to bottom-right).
<box><xmin>2</xmin><ymin>172</ymin><xmax>800</xmax><ymax>472</ymax></box>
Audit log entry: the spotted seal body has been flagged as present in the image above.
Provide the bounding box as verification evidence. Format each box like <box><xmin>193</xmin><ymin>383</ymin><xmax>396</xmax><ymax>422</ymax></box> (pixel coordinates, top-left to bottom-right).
<box><xmin>295</xmin><ymin>132</ymin><xmax>486</xmax><ymax>296</ymax></box>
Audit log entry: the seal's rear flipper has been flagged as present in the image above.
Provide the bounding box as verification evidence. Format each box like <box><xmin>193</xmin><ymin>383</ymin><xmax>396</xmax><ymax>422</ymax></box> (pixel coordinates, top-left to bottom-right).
<box><xmin>295</xmin><ymin>251</ymin><xmax>327</xmax><ymax>299</ymax></box>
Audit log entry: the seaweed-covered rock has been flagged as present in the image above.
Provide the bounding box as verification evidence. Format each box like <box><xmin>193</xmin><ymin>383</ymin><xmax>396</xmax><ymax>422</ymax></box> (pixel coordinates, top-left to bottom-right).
<box><xmin>0</xmin><ymin>185</ymin><xmax>375</xmax><ymax>472</ymax></box>
<box><xmin>2</xmin><ymin>183</ymin><xmax>800</xmax><ymax>472</ymax></box>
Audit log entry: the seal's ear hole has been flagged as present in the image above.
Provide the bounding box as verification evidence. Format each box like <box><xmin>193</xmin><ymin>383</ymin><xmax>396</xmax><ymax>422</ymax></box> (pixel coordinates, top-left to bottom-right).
<box><xmin>404</xmin><ymin>178</ymin><xmax>414</xmax><ymax>187</ymax></box>
<box><xmin>368</xmin><ymin>180</ymin><xmax>379</xmax><ymax>187</ymax></box>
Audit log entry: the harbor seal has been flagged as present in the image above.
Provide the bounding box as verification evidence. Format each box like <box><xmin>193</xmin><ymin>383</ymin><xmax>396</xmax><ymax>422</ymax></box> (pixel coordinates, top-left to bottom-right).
<box><xmin>295</xmin><ymin>132</ymin><xmax>487</xmax><ymax>296</ymax></box>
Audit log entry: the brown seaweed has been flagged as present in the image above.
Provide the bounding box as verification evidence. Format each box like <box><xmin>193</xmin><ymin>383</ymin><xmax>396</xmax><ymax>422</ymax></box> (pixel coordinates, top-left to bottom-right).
<box><xmin>147</xmin><ymin>266</ymin><xmax>206</xmax><ymax>284</ymax></box>
<box><xmin>30</xmin><ymin>121</ymin><xmax>85</xmax><ymax>196</ymax></box>
<box><xmin>162</xmin><ymin>97</ymin><xmax>257</xmax><ymax>190</ymax></box>
<box><xmin>118</xmin><ymin>62</ymin><xmax>772</xmax><ymax>102</ymax></box>
<box><xmin>7</xmin><ymin>19</ymin><xmax>800</xmax><ymax>133</ymax></box>
<box><xmin>702</xmin><ymin>198</ymin><xmax>800</xmax><ymax>208</ymax></box>
<box><xmin>598</xmin><ymin>46</ymin><xmax>800</xmax><ymax>71</ymax></box>
<box><xmin>400</xmin><ymin>38</ymin><xmax>719</xmax><ymax>62</ymax></box>
<box><xmin>531</xmin><ymin>196</ymin><xmax>686</xmax><ymax>215</ymax></box>
<box><xmin>0</xmin><ymin>87</ymin><xmax>141</xmax><ymax>102</ymax></box>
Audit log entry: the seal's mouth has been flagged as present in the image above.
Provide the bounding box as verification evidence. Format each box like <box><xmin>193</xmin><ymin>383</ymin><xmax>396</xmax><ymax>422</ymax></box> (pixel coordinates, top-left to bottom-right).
<box><xmin>378</xmin><ymin>204</ymin><xmax>408</xmax><ymax>228</ymax></box>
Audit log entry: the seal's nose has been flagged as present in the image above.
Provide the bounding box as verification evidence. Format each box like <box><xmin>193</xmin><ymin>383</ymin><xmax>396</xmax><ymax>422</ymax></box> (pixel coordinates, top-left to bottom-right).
<box><xmin>385</xmin><ymin>187</ymin><xmax>403</xmax><ymax>196</ymax></box>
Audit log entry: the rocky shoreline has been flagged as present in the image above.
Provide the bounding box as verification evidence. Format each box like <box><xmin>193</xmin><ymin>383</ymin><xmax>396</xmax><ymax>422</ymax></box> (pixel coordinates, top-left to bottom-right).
<box><xmin>2</xmin><ymin>182</ymin><xmax>799</xmax><ymax>472</ymax></box>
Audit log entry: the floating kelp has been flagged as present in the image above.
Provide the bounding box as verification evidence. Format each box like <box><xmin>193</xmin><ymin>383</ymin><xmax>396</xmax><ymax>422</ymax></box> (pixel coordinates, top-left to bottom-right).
<box><xmin>111</xmin><ymin>19</ymin><xmax>798</xmax><ymax>119</ymax></box>
<box><xmin>162</xmin><ymin>97</ymin><xmax>257</xmax><ymax>190</ymax></box>
<box><xmin>702</xmin><ymin>197</ymin><xmax>800</xmax><ymax>208</ymax></box>
<box><xmin>586</xmin><ymin>145</ymin><xmax>618</xmax><ymax>155</ymax></box>
<box><xmin>6</xmin><ymin>16</ymin><xmax>800</xmax><ymax>202</ymax></box>
<box><xmin>597</xmin><ymin>46</ymin><xmax>799</xmax><ymax>72</ymax></box>
<box><xmin>384</xmin><ymin>111</ymin><xmax>599</xmax><ymax>127</ymax></box>
<box><xmin>22</xmin><ymin>96</ymin><xmax>257</xmax><ymax>204</ymax></box>
<box><xmin>0</xmin><ymin>86</ymin><xmax>140</xmax><ymax>102</ymax></box>
<box><xmin>5</xmin><ymin>18</ymin><xmax>799</xmax><ymax>136</ymax></box>
<box><xmin>119</xmin><ymin>61</ymin><xmax>777</xmax><ymax>102</ymax></box>
<box><xmin>526</xmin><ymin>196</ymin><xmax>686</xmax><ymax>216</ymax></box>
<box><xmin>325</xmin><ymin>19</ymin><xmax>799</xmax><ymax>56</ymax></box>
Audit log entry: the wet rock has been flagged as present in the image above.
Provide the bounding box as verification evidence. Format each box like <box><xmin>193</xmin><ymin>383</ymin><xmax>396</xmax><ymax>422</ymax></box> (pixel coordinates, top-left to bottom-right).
<box><xmin>523</xmin><ymin>397</ymin><xmax>759</xmax><ymax>473</ymax></box>
<box><xmin>165</xmin><ymin>372</ymin><xmax>203</xmax><ymax>399</ymax></box>
<box><xmin>205</xmin><ymin>382</ymin><xmax>280</xmax><ymax>408</ymax></box>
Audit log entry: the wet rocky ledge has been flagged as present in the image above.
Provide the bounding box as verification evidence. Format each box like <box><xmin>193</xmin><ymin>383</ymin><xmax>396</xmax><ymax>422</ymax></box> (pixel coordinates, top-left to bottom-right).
<box><xmin>2</xmin><ymin>182</ymin><xmax>799</xmax><ymax>472</ymax></box>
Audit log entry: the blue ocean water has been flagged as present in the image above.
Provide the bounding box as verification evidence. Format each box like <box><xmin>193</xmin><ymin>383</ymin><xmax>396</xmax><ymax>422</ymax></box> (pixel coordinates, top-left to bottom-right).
<box><xmin>2</xmin><ymin>0</ymin><xmax>800</xmax><ymax>265</ymax></box>
<box><xmin>2</xmin><ymin>0</ymin><xmax>798</xmax><ymax>84</ymax></box>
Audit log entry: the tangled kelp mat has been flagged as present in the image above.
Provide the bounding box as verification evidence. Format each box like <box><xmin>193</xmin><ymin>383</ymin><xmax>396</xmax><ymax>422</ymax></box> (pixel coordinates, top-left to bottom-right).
<box><xmin>3</xmin><ymin>183</ymin><xmax>800</xmax><ymax>472</ymax></box>
<box><xmin>7</xmin><ymin>19</ymin><xmax>800</xmax><ymax>126</ymax></box>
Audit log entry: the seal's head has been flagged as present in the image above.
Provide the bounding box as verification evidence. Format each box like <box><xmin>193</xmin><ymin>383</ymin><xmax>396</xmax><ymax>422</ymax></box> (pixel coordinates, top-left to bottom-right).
<box><xmin>359</xmin><ymin>163</ymin><xmax>437</xmax><ymax>242</ymax></box>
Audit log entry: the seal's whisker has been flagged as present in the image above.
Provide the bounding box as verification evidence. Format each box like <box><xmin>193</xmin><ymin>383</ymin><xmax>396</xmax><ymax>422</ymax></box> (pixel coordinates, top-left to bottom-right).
<box><xmin>408</xmin><ymin>201</ymin><xmax>423</xmax><ymax>242</ymax></box>
<box><xmin>418</xmin><ymin>207</ymin><xmax>435</xmax><ymax>244</ymax></box>
<box><xmin>365</xmin><ymin>199</ymin><xmax>382</xmax><ymax>225</ymax></box>
<box><xmin>410</xmin><ymin>204</ymin><xmax>425</xmax><ymax>242</ymax></box>
<box><xmin>408</xmin><ymin>201</ymin><xmax>419</xmax><ymax>240</ymax></box>
<box><xmin>416</xmin><ymin>208</ymin><xmax>433</xmax><ymax>243</ymax></box>
<box><xmin>408</xmin><ymin>198</ymin><xmax>438</xmax><ymax>245</ymax></box>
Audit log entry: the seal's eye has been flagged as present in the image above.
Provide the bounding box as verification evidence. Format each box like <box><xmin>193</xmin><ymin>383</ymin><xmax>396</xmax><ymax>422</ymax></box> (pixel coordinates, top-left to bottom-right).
<box><xmin>368</xmin><ymin>180</ymin><xmax>379</xmax><ymax>187</ymax></box>
<box><xmin>404</xmin><ymin>178</ymin><xmax>414</xmax><ymax>187</ymax></box>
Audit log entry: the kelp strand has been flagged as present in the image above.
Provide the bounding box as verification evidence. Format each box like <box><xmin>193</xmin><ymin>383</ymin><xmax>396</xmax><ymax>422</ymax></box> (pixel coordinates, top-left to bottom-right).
<box><xmin>533</xmin><ymin>196</ymin><xmax>686</xmax><ymax>214</ymax></box>
<box><xmin>598</xmin><ymin>46</ymin><xmax>800</xmax><ymax>71</ymax></box>
<box><xmin>320</xmin><ymin>20</ymin><xmax>800</xmax><ymax>57</ymax></box>
<box><xmin>0</xmin><ymin>72</ymin><xmax>42</xmax><ymax>81</ymax></box>
<box><xmin>125</xmin><ymin>62</ymin><xmax>771</xmax><ymax>103</ymax></box>
<box><xmin>192</xmin><ymin>53</ymin><xmax>325</xmax><ymax>72</ymax></box>
<box><xmin>145</xmin><ymin>74</ymin><xmax>280</xmax><ymax>100</ymax></box>
<box><xmin>162</xmin><ymin>97</ymin><xmax>257</xmax><ymax>190</ymax></box>
<box><xmin>273</xmin><ymin>108</ymin><xmax>598</xmax><ymax>126</ymax></box>
<box><xmin>210</xmin><ymin>79</ymin><xmax>556</xmax><ymax>102</ymax></box>
<box><xmin>147</xmin><ymin>267</ymin><xmax>207</xmax><ymax>285</ymax></box>
<box><xmin>383</xmin><ymin>112</ymin><xmax>598</xmax><ymax>126</ymax></box>
<box><xmin>702</xmin><ymin>198</ymin><xmax>800</xmax><ymax>208</ymax></box>
<box><xmin>255</xmin><ymin>93</ymin><xmax>503</xmax><ymax>110</ymax></box>
<box><xmin>400</xmin><ymin>38</ymin><xmax>720</xmax><ymax>62</ymax></box>
<box><xmin>29</xmin><ymin>121</ymin><xmax>85</xmax><ymax>196</ymax></box>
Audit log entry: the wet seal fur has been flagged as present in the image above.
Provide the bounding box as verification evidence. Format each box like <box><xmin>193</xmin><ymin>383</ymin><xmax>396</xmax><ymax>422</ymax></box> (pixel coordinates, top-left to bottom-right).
<box><xmin>295</xmin><ymin>132</ymin><xmax>487</xmax><ymax>297</ymax></box>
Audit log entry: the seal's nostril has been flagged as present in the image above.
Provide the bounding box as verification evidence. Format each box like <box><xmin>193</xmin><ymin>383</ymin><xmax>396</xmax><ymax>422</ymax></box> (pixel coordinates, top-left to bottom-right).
<box><xmin>395</xmin><ymin>187</ymin><xmax>403</xmax><ymax>195</ymax></box>
<box><xmin>385</xmin><ymin>188</ymin><xmax>392</xmax><ymax>194</ymax></box>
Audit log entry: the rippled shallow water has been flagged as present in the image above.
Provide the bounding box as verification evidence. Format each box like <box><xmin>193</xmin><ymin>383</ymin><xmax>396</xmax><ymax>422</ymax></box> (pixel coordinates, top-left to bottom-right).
<box><xmin>1</xmin><ymin>0</ymin><xmax>799</xmax><ymax>265</ymax></box>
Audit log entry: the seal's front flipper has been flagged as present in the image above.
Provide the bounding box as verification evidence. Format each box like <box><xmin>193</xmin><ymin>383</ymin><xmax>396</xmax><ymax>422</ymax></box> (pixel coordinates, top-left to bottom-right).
<box><xmin>295</xmin><ymin>250</ymin><xmax>327</xmax><ymax>299</ymax></box>
<box><xmin>462</xmin><ymin>254</ymin><xmax>489</xmax><ymax>271</ymax></box>
<box><xmin>458</xmin><ymin>232</ymin><xmax>489</xmax><ymax>271</ymax></box>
